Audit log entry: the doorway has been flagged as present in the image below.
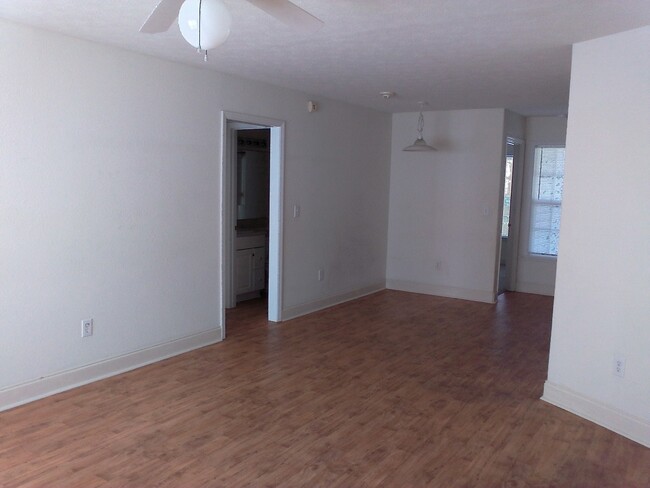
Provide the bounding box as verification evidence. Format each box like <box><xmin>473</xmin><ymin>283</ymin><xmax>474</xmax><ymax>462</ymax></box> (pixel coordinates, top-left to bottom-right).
<box><xmin>497</xmin><ymin>137</ymin><xmax>524</xmax><ymax>295</ymax></box>
<box><xmin>234</xmin><ymin>128</ymin><xmax>270</xmax><ymax>303</ymax></box>
<box><xmin>220</xmin><ymin>112</ymin><xmax>285</xmax><ymax>338</ymax></box>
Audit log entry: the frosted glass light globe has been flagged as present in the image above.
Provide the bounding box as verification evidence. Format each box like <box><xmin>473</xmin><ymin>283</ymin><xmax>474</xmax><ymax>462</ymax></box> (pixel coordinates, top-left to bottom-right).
<box><xmin>178</xmin><ymin>0</ymin><xmax>232</xmax><ymax>50</ymax></box>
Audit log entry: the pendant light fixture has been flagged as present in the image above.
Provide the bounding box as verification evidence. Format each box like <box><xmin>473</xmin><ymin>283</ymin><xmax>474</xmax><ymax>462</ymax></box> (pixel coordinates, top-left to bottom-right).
<box><xmin>403</xmin><ymin>102</ymin><xmax>437</xmax><ymax>152</ymax></box>
<box><xmin>178</xmin><ymin>0</ymin><xmax>232</xmax><ymax>61</ymax></box>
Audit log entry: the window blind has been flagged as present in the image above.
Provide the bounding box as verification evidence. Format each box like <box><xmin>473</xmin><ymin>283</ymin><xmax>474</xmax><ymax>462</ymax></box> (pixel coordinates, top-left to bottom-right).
<box><xmin>530</xmin><ymin>146</ymin><xmax>565</xmax><ymax>256</ymax></box>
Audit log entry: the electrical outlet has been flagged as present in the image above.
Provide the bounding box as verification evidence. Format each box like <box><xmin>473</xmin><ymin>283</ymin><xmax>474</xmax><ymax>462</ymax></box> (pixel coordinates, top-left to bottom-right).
<box><xmin>613</xmin><ymin>356</ymin><xmax>626</xmax><ymax>378</ymax></box>
<box><xmin>318</xmin><ymin>268</ymin><xmax>324</xmax><ymax>281</ymax></box>
<box><xmin>81</xmin><ymin>319</ymin><xmax>93</xmax><ymax>338</ymax></box>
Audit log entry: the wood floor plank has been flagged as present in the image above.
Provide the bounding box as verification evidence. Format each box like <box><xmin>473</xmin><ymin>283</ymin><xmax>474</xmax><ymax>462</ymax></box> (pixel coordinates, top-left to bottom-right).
<box><xmin>1</xmin><ymin>290</ymin><xmax>648</xmax><ymax>487</ymax></box>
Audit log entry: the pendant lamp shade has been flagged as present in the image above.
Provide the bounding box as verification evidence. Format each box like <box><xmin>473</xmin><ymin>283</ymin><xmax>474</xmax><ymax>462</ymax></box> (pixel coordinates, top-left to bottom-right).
<box><xmin>403</xmin><ymin>104</ymin><xmax>437</xmax><ymax>152</ymax></box>
<box><xmin>403</xmin><ymin>136</ymin><xmax>437</xmax><ymax>152</ymax></box>
<box><xmin>178</xmin><ymin>0</ymin><xmax>232</xmax><ymax>51</ymax></box>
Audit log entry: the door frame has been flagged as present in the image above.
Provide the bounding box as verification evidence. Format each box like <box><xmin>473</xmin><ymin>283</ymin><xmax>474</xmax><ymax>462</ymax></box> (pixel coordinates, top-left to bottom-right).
<box><xmin>493</xmin><ymin>136</ymin><xmax>525</xmax><ymax>298</ymax></box>
<box><xmin>219</xmin><ymin>111</ymin><xmax>285</xmax><ymax>336</ymax></box>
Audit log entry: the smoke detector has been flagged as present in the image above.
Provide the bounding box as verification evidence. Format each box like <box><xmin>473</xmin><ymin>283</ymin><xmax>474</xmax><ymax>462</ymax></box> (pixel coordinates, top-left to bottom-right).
<box><xmin>380</xmin><ymin>91</ymin><xmax>396</xmax><ymax>100</ymax></box>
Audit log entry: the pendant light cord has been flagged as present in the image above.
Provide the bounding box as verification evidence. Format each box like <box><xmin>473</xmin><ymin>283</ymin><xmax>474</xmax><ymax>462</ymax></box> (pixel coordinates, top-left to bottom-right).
<box><xmin>198</xmin><ymin>0</ymin><xmax>208</xmax><ymax>61</ymax></box>
<box><xmin>417</xmin><ymin>111</ymin><xmax>424</xmax><ymax>139</ymax></box>
<box><xmin>403</xmin><ymin>101</ymin><xmax>436</xmax><ymax>151</ymax></box>
<box><xmin>198</xmin><ymin>0</ymin><xmax>202</xmax><ymax>50</ymax></box>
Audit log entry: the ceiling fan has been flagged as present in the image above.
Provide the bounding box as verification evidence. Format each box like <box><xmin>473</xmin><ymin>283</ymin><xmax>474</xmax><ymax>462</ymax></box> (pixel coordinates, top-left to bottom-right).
<box><xmin>140</xmin><ymin>0</ymin><xmax>324</xmax><ymax>59</ymax></box>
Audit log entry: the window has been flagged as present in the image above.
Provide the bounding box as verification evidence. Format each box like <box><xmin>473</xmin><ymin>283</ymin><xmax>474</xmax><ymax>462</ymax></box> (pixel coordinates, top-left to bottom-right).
<box><xmin>529</xmin><ymin>146</ymin><xmax>565</xmax><ymax>256</ymax></box>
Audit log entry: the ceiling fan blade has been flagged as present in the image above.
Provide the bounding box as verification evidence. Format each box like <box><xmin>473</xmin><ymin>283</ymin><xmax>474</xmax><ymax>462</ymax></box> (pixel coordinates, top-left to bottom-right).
<box><xmin>140</xmin><ymin>0</ymin><xmax>186</xmax><ymax>33</ymax></box>
<box><xmin>245</xmin><ymin>0</ymin><xmax>324</xmax><ymax>33</ymax></box>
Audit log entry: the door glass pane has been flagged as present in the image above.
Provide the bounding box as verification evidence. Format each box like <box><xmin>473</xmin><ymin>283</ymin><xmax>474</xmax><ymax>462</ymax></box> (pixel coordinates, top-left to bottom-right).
<box><xmin>502</xmin><ymin>155</ymin><xmax>514</xmax><ymax>237</ymax></box>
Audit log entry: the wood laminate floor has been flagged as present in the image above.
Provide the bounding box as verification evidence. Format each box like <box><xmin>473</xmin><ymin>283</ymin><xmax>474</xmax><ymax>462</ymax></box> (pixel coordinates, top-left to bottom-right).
<box><xmin>0</xmin><ymin>290</ymin><xmax>648</xmax><ymax>487</ymax></box>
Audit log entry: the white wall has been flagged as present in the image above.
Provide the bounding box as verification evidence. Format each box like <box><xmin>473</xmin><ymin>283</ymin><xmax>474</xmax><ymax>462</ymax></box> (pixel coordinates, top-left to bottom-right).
<box><xmin>386</xmin><ymin>109</ymin><xmax>506</xmax><ymax>303</ymax></box>
<box><xmin>0</xmin><ymin>20</ymin><xmax>391</xmax><ymax>407</ymax></box>
<box><xmin>504</xmin><ymin>110</ymin><xmax>526</xmax><ymax>141</ymax></box>
<box><xmin>515</xmin><ymin>116</ymin><xmax>567</xmax><ymax>295</ymax></box>
<box><xmin>543</xmin><ymin>26</ymin><xmax>650</xmax><ymax>447</ymax></box>
<box><xmin>281</xmin><ymin>101</ymin><xmax>391</xmax><ymax>315</ymax></box>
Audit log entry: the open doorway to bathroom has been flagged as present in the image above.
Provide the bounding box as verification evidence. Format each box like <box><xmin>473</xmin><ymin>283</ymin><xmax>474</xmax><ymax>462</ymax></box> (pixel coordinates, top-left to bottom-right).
<box><xmin>220</xmin><ymin>112</ymin><xmax>285</xmax><ymax>338</ymax></box>
<box><xmin>233</xmin><ymin>128</ymin><xmax>270</xmax><ymax>303</ymax></box>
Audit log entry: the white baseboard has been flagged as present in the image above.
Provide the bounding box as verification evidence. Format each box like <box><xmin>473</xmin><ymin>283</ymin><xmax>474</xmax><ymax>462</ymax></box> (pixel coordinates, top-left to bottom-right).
<box><xmin>515</xmin><ymin>281</ymin><xmax>555</xmax><ymax>296</ymax></box>
<box><xmin>0</xmin><ymin>327</ymin><xmax>223</xmax><ymax>413</ymax></box>
<box><xmin>542</xmin><ymin>381</ymin><xmax>650</xmax><ymax>448</ymax></box>
<box><xmin>386</xmin><ymin>279</ymin><xmax>495</xmax><ymax>304</ymax></box>
<box><xmin>281</xmin><ymin>283</ymin><xmax>385</xmax><ymax>321</ymax></box>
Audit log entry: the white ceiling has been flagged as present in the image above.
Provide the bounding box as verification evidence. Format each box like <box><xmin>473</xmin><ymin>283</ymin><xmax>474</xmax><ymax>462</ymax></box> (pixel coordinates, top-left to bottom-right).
<box><xmin>1</xmin><ymin>0</ymin><xmax>649</xmax><ymax>115</ymax></box>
